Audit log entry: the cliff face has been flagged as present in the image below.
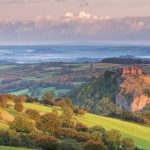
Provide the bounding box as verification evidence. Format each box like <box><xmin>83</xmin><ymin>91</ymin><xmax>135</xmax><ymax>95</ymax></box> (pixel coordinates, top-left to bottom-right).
<box><xmin>131</xmin><ymin>95</ymin><xmax>150</xmax><ymax>112</ymax></box>
<box><xmin>116</xmin><ymin>75</ymin><xmax>150</xmax><ymax>112</ymax></box>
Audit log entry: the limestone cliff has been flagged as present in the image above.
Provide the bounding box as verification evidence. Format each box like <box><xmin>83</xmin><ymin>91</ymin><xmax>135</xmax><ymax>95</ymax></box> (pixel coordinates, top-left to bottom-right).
<box><xmin>116</xmin><ymin>75</ymin><xmax>150</xmax><ymax>112</ymax></box>
<box><xmin>131</xmin><ymin>95</ymin><xmax>150</xmax><ymax>112</ymax></box>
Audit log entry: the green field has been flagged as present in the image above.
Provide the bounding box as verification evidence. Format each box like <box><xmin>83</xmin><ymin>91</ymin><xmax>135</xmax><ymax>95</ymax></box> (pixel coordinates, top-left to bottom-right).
<box><xmin>0</xmin><ymin>146</ymin><xmax>35</xmax><ymax>150</ymax></box>
<box><xmin>23</xmin><ymin>103</ymin><xmax>150</xmax><ymax>149</ymax></box>
<box><xmin>9</xmin><ymin>87</ymin><xmax>70</xmax><ymax>99</ymax></box>
<box><xmin>78</xmin><ymin>113</ymin><xmax>150</xmax><ymax>149</ymax></box>
<box><xmin>9</xmin><ymin>89</ymin><xmax>30</xmax><ymax>96</ymax></box>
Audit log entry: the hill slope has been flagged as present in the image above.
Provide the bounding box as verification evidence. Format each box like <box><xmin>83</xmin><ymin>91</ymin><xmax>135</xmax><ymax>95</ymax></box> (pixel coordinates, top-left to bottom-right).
<box><xmin>1</xmin><ymin>102</ymin><xmax>150</xmax><ymax>149</ymax></box>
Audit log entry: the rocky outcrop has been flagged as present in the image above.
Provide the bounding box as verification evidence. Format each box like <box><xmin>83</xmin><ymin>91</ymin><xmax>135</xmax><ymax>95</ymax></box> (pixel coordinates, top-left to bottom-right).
<box><xmin>131</xmin><ymin>95</ymin><xmax>150</xmax><ymax>112</ymax></box>
<box><xmin>116</xmin><ymin>94</ymin><xmax>130</xmax><ymax>111</ymax></box>
<box><xmin>116</xmin><ymin>75</ymin><xmax>150</xmax><ymax>112</ymax></box>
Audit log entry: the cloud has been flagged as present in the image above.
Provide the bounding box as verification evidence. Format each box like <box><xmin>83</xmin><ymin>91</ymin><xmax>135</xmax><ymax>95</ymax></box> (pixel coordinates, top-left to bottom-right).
<box><xmin>0</xmin><ymin>12</ymin><xmax>150</xmax><ymax>42</ymax></box>
<box><xmin>0</xmin><ymin>0</ymin><xmax>89</xmax><ymax>6</ymax></box>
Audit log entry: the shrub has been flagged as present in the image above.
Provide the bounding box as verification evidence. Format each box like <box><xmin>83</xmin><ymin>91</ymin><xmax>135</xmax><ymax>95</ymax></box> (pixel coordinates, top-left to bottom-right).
<box><xmin>59</xmin><ymin>128</ymin><xmax>77</xmax><ymax>139</ymax></box>
<box><xmin>58</xmin><ymin>139</ymin><xmax>84</xmax><ymax>150</ymax></box>
<box><xmin>0</xmin><ymin>94</ymin><xmax>11</xmax><ymax>108</ymax></box>
<box><xmin>73</xmin><ymin>107</ymin><xmax>85</xmax><ymax>116</ymax></box>
<box><xmin>0</xmin><ymin>130</ymin><xmax>21</xmax><ymax>147</ymax></box>
<box><xmin>25</xmin><ymin>109</ymin><xmax>40</xmax><ymax>121</ymax></box>
<box><xmin>14</xmin><ymin>96</ymin><xmax>27</xmax><ymax>112</ymax></box>
<box><xmin>85</xmin><ymin>139</ymin><xmax>106</xmax><ymax>150</ymax></box>
<box><xmin>10</xmin><ymin>114</ymin><xmax>35</xmax><ymax>133</ymax></box>
<box><xmin>88</xmin><ymin>126</ymin><xmax>105</xmax><ymax>141</ymax></box>
<box><xmin>105</xmin><ymin>129</ymin><xmax>121</xmax><ymax>149</ymax></box>
<box><xmin>42</xmin><ymin>92</ymin><xmax>55</xmax><ymax>106</ymax></box>
<box><xmin>61</xmin><ymin>106</ymin><xmax>76</xmax><ymax>128</ymax></box>
<box><xmin>75</xmin><ymin>122</ymin><xmax>88</xmax><ymax>132</ymax></box>
<box><xmin>122</xmin><ymin>138</ymin><xmax>135</xmax><ymax>150</ymax></box>
<box><xmin>75</xmin><ymin>131</ymin><xmax>92</xmax><ymax>142</ymax></box>
<box><xmin>37</xmin><ymin>135</ymin><xmax>57</xmax><ymax>150</ymax></box>
<box><xmin>14</xmin><ymin>102</ymin><xmax>24</xmax><ymax>112</ymax></box>
<box><xmin>37</xmin><ymin>109</ymin><xmax>62</xmax><ymax>135</ymax></box>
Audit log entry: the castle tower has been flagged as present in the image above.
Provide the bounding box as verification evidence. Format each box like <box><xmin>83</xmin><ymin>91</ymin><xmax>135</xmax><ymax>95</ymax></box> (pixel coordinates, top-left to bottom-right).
<box><xmin>137</xmin><ymin>68</ymin><xmax>143</xmax><ymax>75</ymax></box>
<box><xmin>131</xmin><ymin>67</ymin><xmax>137</xmax><ymax>75</ymax></box>
<box><xmin>122</xmin><ymin>67</ymin><xmax>131</xmax><ymax>75</ymax></box>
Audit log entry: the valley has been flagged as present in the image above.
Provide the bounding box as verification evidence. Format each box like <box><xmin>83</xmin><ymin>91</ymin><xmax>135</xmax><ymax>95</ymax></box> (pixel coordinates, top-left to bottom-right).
<box><xmin>0</xmin><ymin>62</ymin><xmax>121</xmax><ymax>99</ymax></box>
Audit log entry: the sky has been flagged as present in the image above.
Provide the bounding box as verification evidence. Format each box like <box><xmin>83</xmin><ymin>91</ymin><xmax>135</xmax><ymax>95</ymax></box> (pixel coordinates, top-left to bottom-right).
<box><xmin>0</xmin><ymin>0</ymin><xmax>150</xmax><ymax>44</ymax></box>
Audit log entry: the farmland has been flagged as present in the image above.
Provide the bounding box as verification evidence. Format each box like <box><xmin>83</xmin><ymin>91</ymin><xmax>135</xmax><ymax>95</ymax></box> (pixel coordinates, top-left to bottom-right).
<box><xmin>0</xmin><ymin>63</ymin><xmax>121</xmax><ymax>99</ymax></box>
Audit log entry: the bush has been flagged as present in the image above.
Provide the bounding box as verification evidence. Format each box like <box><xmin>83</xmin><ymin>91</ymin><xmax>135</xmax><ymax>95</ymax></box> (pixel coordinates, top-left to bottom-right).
<box><xmin>88</xmin><ymin>126</ymin><xmax>105</xmax><ymax>141</ymax></box>
<box><xmin>37</xmin><ymin>135</ymin><xmax>57</xmax><ymax>150</ymax></box>
<box><xmin>37</xmin><ymin>109</ymin><xmax>62</xmax><ymax>135</ymax></box>
<box><xmin>85</xmin><ymin>139</ymin><xmax>106</xmax><ymax>150</ymax></box>
<box><xmin>0</xmin><ymin>94</ymin><xmax>11</xmax><ymax>108</ymax></box>
<box><xmin>58</xmin><ymin>139</ymin><xmax>84</xmax><ymax>150</ymax></box>
<box><xmin>59</xmin><ymin>128</ymin><xmax>77</xmax><ymax>139</ymax></box>
<box><xmin>42</xmin><ymin>92</ymin><xmax>55</xmax><ymax>106</ymax></box>
<box><xmin>10</xmin><ymin>114</ymin><xmax>35</xmax><ymax>133</ymax></box>
<box><xmin>105</xmin><ymin>129</ymin><xmax>121</xmax><ymax>149</ymax></box>
<box><xmin>0</xmin><ymin>130</ymin><xmax>21</xmax><ymax>147</ymax></box>
<box><xmin>73</xmin><ymin>107</ymin><xmax>85</xmax><ymax>116</ymax></box>
<box><xmin>122</xmin><ymin>138</ymin><xmax>135</xmax><ymax>150</ymax></box>
<box><xmin>14</xmin><ymin>102</ymin><xmax>24</xmax><ymax>112</ymax></box>
<box><xmin>14</xmin><ymin>96</ymin><xmax>27</xmax><ymax>112</ymax></box>
<box><xmin>75</xmin><ymin>131</ymin><xmax>92</xmax><ymax>142</ymax></box>
<box><xmin>25</xmin><ymin>109</ymin><xmax>40</xmax><ymax>121</ymax></box>
<box><xmin>75</xmin><ymin>122</ymin><xmax>88</xmax><ymax>132</ymax></box>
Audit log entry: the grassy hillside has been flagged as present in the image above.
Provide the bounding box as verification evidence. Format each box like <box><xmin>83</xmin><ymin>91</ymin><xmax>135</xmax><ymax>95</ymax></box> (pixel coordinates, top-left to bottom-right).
<box><xmin>0</xmin><ymin>102</ymin><xmax>150</xmax><ymax>149</ymax></box>
<box><xmin>3</xmin><ymin>102</ymin><xmax>150</xmax><ymax>149</ymax></box>
<box><xmin>0</xmin><ymin>146</ymin><xmax>34</xmax><ymax>150</ymax></box>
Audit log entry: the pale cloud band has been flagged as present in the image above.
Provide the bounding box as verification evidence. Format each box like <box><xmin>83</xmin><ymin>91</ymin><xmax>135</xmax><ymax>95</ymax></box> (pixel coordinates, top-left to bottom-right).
<box><xmin>0</xmin><ymin>0</ymin><xmax>88</xmax><ymax>4</ymax></box>
<box><xmin>0</xmin><ymin>11</ymin><xmax>150</xmax><ymax>42</ymax></box>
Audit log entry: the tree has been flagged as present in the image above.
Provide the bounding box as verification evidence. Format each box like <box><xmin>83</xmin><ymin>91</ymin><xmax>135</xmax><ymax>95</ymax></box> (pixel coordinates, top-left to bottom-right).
<box><xmin>74</xmin><ymin>106</ymin><xmax>85</xmax><ymax>116</ymax></box>
<box><xmin>14</xmin><ymin>102</ymin><xmax>24</xmax><ymax>112</ymax></box>
<box><xmin>10</xmin><ymin>114</ymin><xmax>34</xmax><ymax>133</ymax></box>
<box><xmin>42</xmin><ymin>91</ymin><xmax>55</xmax><ymax>105</ymax></box>
<box><xmin>37</xmin><ymin>108</ymin><xmax>62</xmax><ymax>135</ymax></box>
<box><xmin>122</xmin><ymin>138</ymin><xmax>135</xmax><ymax>150</ymax></box>
<box><xmin>59</xmin><ymin>139</ymin><xmax>84</xmax><ymax>150</ymax></box>
<box><xmin>75</xmin><ymin>122</ymin><xmax>88</xmax><ymax>132</ymax></box>
<box><xmin>0</xmin><ymin>94</ymin><xmax>12</xmax><ymax>108</ymax></box>
<box><xmin>144</xmin><ymin>89</ymin><xmax>150</xmax><ymax>97</ymax></box>
<box><xmin>0</xmin><ymin>130</ymin><xmax>21</xmax><ymax>147</ymax></box>
<box><xmin>14</xmin><ymin>96</ymin><xmax>26</xmax><ymax>112</ymax></box>
<box><xmin>61</xmin><ymin>105</ymin><xmax>76</xmax><ymax>128</ymax></box>
<box><xmin>105</xmin><ymin>129</ymin><xmax>121</xmax><ymax>149</ymax></box>
<box><xmin>85</xmin><ymin>139</ymin><xmax>105</xmax><ymax>150</ymax></box>
<box><xmin>25</xmin><ymin>109</ymin><xmax>40</xmax><ymax>121</ymax></box>
<box><xmin>37</xmin><ymin>135</ymin><xmax>57</xmax><ymax>150</ymax></box>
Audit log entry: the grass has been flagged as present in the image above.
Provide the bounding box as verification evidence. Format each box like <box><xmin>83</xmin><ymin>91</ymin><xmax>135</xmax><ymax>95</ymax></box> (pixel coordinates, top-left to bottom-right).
<box><xmin>78</xmin><ymin>113</ymin><xmax>150</xmax><ymax>149</ymax></box>
<box><xmin>23</xmin><ymin>103</ymin><xmax>53</xmax><ymax>113</ymax></box>
<box><xmin>0</xmin><ymin>146</ymin><xmax>35</xmax><ymax>150</ymax></box>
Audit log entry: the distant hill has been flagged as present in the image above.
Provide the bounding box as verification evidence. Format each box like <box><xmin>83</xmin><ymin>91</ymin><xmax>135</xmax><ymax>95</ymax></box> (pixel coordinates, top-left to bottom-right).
<box><xmin>101</xmin><ymin>57</ymin><xmax>150</xmax><ymax>65</ymax></box>
<box><xmin>74</xmin><ymin>57</ymin><xmax>102</xmax><ymax>63</ymax></box>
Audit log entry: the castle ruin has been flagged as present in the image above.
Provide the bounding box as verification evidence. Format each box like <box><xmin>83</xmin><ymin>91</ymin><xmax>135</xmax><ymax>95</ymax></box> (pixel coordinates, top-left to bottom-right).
<box><xmin>121</xmin><ymin>67</ymin><xmax>143</xmax><ymax>75</ymax></box>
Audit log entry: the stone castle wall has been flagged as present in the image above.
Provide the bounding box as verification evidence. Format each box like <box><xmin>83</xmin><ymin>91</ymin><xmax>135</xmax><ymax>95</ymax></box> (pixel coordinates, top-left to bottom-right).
<box><xmin>122</xmin><ymin>67</ymin><xmax>143</xmax><ymax>75</ymax></box>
